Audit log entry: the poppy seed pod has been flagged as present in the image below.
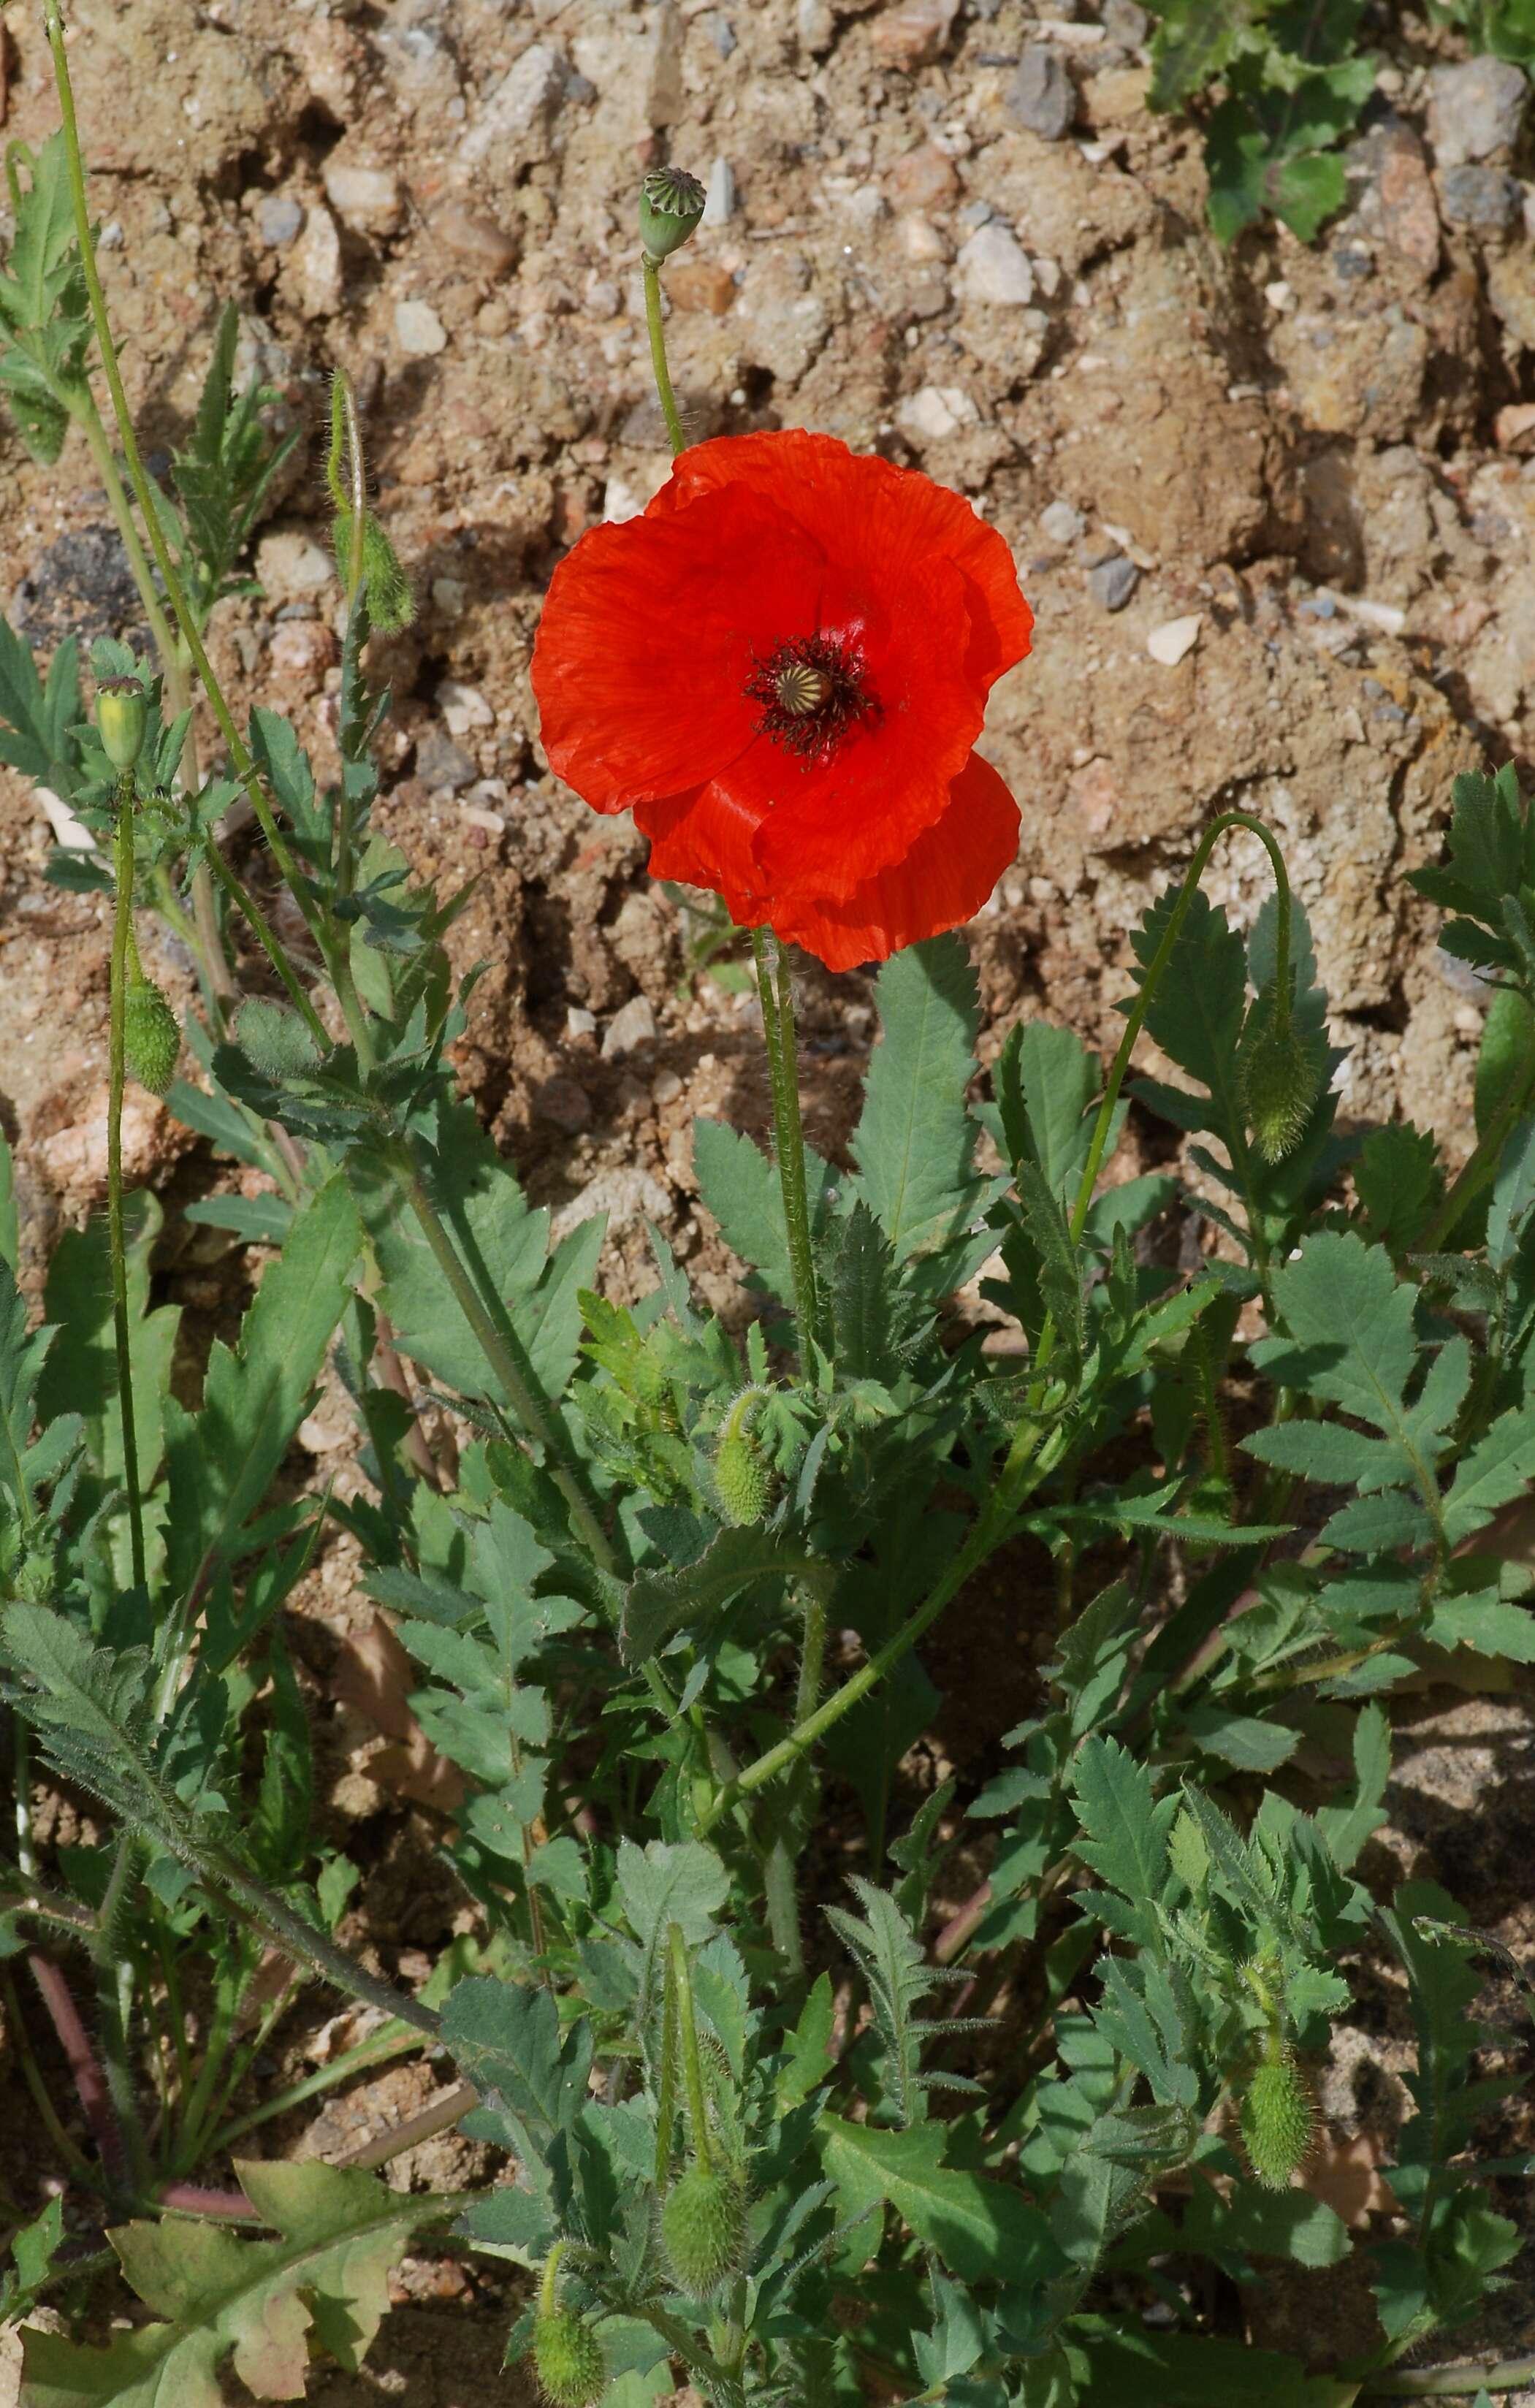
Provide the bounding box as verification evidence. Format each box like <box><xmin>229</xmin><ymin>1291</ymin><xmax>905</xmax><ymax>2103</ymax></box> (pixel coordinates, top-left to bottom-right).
<box><xmin>1238</xmin><ymin>991</ymin><xmax>1319</xmax><ymax>1164</ymax></box>
<box><xmin>96</xmin><ymin>676</ymin><xmax>147</xmax><ymax>772</ymax></box>
<box><xmin>639</xmin><ymin>167</ymin><xmax>706</xmax><ymax>262</ymax></box>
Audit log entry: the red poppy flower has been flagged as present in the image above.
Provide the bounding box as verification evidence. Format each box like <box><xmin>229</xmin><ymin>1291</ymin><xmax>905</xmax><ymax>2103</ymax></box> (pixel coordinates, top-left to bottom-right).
<box><xmin>531</xmin><ymin>429</ymin><xmax>1032</xmax><ymax>971</ymax></box>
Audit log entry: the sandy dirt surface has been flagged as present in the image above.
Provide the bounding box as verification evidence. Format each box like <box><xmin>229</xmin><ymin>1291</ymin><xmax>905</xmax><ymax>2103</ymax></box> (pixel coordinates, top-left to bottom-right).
<box><xmin>1</xmin><ymin>0</ymin><xmax>1534</xmax><ymax>2399</ymax></box>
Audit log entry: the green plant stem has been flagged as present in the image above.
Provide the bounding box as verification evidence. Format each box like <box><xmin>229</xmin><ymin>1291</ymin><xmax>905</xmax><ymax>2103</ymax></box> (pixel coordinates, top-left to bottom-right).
<box><xmin>205</xmin><ymin>1847</ymin><xmax>440</xmax><ymax>2040</ymax></box>
<box><xmin>698</xmin><ymin>1417</ymin><xmax>1063</xmax><ymax>1835</ymax></box>
<box><xmin>45</xmin><ymin>1</ymin><xmax>327</xmax><ymax>962</ymax></box>
<box><xmin>1362</xmin><ymin>2359</ymin><xmax>1535</xmax><ymax>2399</ymax></box>
<box><xmin>751</xmin><ymin>929</ymin><xmax>823</xmax><ymax>1358</ymax></box>
<box><xmin>108</xmin><ymin>771</ymin><xmax>148</xmax><ymax>1596</ymax></box>
<box><xmin>196</xmin><ymin>807</ymin><xmax>331</xmax><ymax>1049</ymax></box>
<box><xmin>209</xmin><ymin>2022</ymin><xmax>426</xmax><ymax>2154</ymax></box>
<box><xmin>668</xmin><ymin>1922</ymin><xmax>714</xmax><ymax>2171</ymax></box>
<box><xmin>1415</xmin><ymin>1040</ymin><xmax>1535</xmax><ymax>1254</ymax></box>
<box><xmin>642</xmin><ymin>254</ymin><xmax>687</xmax><ymax>457</ymax></box>
<box><xmin>387</xmin><ymin>1140</ymin><xmax>616</xmax><ymax>1574</ymax></box>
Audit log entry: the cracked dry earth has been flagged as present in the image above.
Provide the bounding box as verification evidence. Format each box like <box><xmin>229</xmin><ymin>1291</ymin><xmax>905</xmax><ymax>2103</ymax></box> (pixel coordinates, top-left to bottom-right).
<box><xmin>2</xmin><ymin>0</ymin><xmax>1535</xmax><ymax>2400</ymax></box>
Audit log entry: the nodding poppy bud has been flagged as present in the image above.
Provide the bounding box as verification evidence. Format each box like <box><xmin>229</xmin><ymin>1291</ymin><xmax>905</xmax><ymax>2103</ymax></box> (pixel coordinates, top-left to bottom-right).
<box><xmin>1240</xmin><ymin>2050</ymin><xmax>1315</xmax><ymax>2190</ymax></box>
<box><xmin>530</xmin><ymin>2306</ymin><xmax>606</xmax><ymax>2408</ymax></box>
<box><xmin>123</xmin><ymin>976</ymin><xmax>180</xmax><ymax>1096</ymax></box>
<box><xmin>331</xmin><ymin>508</ymin><xmax>415</xmax><ymax>635</ymax></box>
<box><xmin>713</xmin><ymin>1389</ymin><xmax>774</xmax><ymax>1526</ymax></box>
<box><xmin>1238</xmin><ymin>989</ymin><xmax>1319</xmax><ymax>1165</ymax></box>
<box><xmin>662</xmin><ymin>2161</ymin><xmax>747</xmax><ymax>2297</ymax></box>
<box><xmin>639</xmin><ymin>167</ymin><xmax>706</xmax><ymax>262</ymax></box>
<box><xmin>96</xmin><ymin>677</ymin><xmax>147</xmax><ymax>772</ymax></box>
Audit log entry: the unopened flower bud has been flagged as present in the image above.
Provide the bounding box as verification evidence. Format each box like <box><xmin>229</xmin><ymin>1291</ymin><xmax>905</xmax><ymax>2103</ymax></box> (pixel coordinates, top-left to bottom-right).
<box><xmin>1239</xmin><ymin>2050</ymin><xmax>1314</xmax><ymax>2190</ymax></box>
<box><xmin>530</xmin><ymin>2306</ymin><xmax>606</xmax><ymax>2408</ymax></box>
<box><xmin>1238</xmin><ymin>990</ymin><xmax>1319</xmax><ymax>1165</ymax></box>
<box><xmin>639</xmin><ymin>167</ymin><xmax>706</xmax><ymax>262</ymax></box>
<box><xmin>713</xmin><ymin>1389</ymin><xmax>774</xmax><ymax>1525</ymax></box>
<box><xmin>662</xmin><ymin>2161</ymin><xmax>747</xmax><ymax>2297</ymax></box>
<box><xmin>123</xmin><ymin>975</ymin><xmax>180</xmax><ymax>1096</ymax></box>
<box><xmin>96</xmin><ymin>677</ymin><xmax>147</xmax><ymax>771</ymax></box>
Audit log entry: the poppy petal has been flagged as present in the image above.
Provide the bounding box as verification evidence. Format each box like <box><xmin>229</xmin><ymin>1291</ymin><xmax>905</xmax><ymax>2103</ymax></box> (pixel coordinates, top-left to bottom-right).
<box><xmin>769</xmin><ymin>747</ymin><xmax>1021</xmax><ymax>972</ymax></box>
<box><xmin>532</xmin><ymin>483</ymin><xmax>826</xmax><ymax>812</ymax></box>
<box><xmin>652</xmin><ymin>430</ymin><xmax>1033</xmax><ymax>695</ymax></box>
<box><xmin>635</xmin><ymin>782</ymin><xmax>769</xmax><ymax>921</ymax></box>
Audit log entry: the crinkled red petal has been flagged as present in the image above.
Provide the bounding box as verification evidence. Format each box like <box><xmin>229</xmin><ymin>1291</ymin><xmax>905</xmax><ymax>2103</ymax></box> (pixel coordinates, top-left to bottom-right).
<box><xmin>649</xmin><ymin>429</ymin><xmax>1033</xmax><ymax>696</ymax></box>
<box><xmin>530</xmin><ymin>483</ymin><xmax>825</xmax><ymax>812</ymax></box>
<box><xmin>765</xmin><ymin>748</ymin><xmax>1021</xmax><ymax>972</ymax></box>
<box><xmin>634</xmin><ymin>782</ymin><xmax>769</xmax><ymax>923</ymax></box>
<box><xmin>716</xmin><ymin>552</ymin><xmax>980</xmax><ymax>907</ymax></box>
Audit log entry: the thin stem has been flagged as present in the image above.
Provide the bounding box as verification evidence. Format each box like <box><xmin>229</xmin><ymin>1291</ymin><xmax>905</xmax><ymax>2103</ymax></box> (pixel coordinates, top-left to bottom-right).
<box><xmin>197</xmin><ymin>835</ymin><xmax>330</xmax><ymax>1048</ymax></box>
<box><xmin>1362</xmin><ymin>2358</ymin><xmax>1535</xmax><ymax>2399</ymax></box>
<box><xmin>668</xmin><ymin>1923</ymin><xmax>714</xmax><ymax>2172</ymax></box>
<box><xmin>45</xmin><ymin>3</ymin><xmax>324</xmax><ymax>948</ymax></box>
<box><xmin>389</xmin><ymin>1140</ymin><xmax>615</xmax><ymax>1573</ymax></box>
<box><xmin>210</xmin><ymin>2021</ymin><xmax>426</xmax><ymax>2153</ymax></box>
<box><xmin>751</xmin><ymin>929</ymin><xmax>822</xmax><ymax>1357</ymax></box>
<box><xmin>698</xmin><ymin>1417</ymin><xmax>1062</xmax><ymax>1834</ymax></box>
<box><xmin>3</xmin><ymin>1967</ymin><xmax>99</xmax><ymax>2187</ymax></box>
<box><xmin>642</xmin><ymin>254</ymin><xmax>687</xmax><ymax>457</ymax></box>
<box><xmin>108</xmin><ymin>771</ymin><xmax>148</xmax><ymax>1596</ymax></box>
<box><xmin>335</xmin><ymin>2081</ymin><xmax>476</xmax><ymax>2172</ymax></box>
<box><xmin>28</xmin><ymin>1951</ymin><xmax>129</xmax><ymax>2189</ymax></box>
<box><xmin>205</xmin><ymin>1848</ymin><xmax>440</xmax><ymax>2039</ymax></box>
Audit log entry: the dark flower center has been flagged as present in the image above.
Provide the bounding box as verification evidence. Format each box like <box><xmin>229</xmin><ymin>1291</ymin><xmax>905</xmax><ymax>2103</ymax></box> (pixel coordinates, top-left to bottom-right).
<box><xmin>745</xmin><ymin>634</ymin><xmax>879</xmax><ymax>766</ymax></box>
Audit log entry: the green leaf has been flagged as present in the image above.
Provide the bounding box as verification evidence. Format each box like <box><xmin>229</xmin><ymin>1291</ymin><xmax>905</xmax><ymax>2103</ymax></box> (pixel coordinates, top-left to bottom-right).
<box><xmin>18</xmin><ymin>2160</ymin><xmax>430</xmax><ymax>2407</ymax></box>
<box><xmin>1474</xmin><ymin>985</ymin><xmax>1535</xmax><ymax>1139</ymax></box>
<box><xmin>692</xmin><ymin>1118</ymin><xmax>834</xmax><ymax>1308</ymax></box>
<box><xmin>620</xmin><ymin>1523</ymin><xmax>815</xmax><ymax>1664</ymax></box>
<box><xmin>852</xmin><ymin>933</ymin><xmax>984</xmax><ymax>1260</ymax></box>
<box><xmin>777</xmin><ymin>1971</ymin><xmax>835</xmax><ymax>2109</ymax></box>
<box><xmin>163</xmin><ymin>1176</ymin><xmax>359</xmax><ymax>1601</ymax></box>
<box><xmin>0</xmin><ymin>616</ymin><xmax>80</xmax><ymax>785</ymax></box>
<box><xmin>1130</xmin><ymin>888</ymin><xmax>1247</xmax><ymax>1146</ymax></box>
<box><xmin>819</xmin><ymin>2115</ymin><xmax>1056</xmax><ymax>2285</ymax></box>
<box><xmin>38</xmin><ymin>1195</ymin><xmax>180</xmax><ymax>1490</ymax></box>
<box><xmin>440</xmin><ymin>1976</ymin><xmax>592</xmax><ymax>2161</ymax></box>
<box><xmin>993</xmin><ymin>1019</ymin><xmax>1099</xmax><ymax>1200</ymax></box>
<box><xmin>1426</xmin><ymin>1593</ymin><xmax>1535</xmax><ymax>1663</ymax></box>
<box><xmin>1070</xmin><ymin>1734</ymin><xmax>1179</xmax><ymax>1911</ymax></box>
<box><xmin>1146</xmin><ymin>0</ymin><xmax>1257</xmax><ymax>110</ymax></box>
<box><xmin>1016</xmin><ymin>1160</ymin><xmax>1084</xmax><ymax>1371</ymax></box>
<box><xmin>1317</xmin><ymin>1700</ymin><xmax>1390</xmax><ymax>1871</ymax></box>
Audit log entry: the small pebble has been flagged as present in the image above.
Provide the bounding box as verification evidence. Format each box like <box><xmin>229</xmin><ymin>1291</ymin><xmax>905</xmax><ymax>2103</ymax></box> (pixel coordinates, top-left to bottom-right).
<box><xmin>1040</xmin><ymin>498</ymin><xmax>1084</xmax><ymax>545</ymax></box>
<box><xmin>1006</xmin><ymin>46</ymin><xmax>1075</xmax><ymax>142</ymax></box>
<box><xmin>1439</xmin><ymin>164</ymin><xmax>1522</xmax><ymax>230</ymax></box>
<box><xmin>602</xmin><ymin>995</ymin><xmax>658</xmax><ymax>1058</ymax></box>
<box><xmin>565</xmin><ymin>1006</ymin><xmax>597</xmax><ymax>1041</ymax></box>
<box><xmin>1087</xmin><ymin>555</ymin><xmax>1139</xmax><ymax>611</ymax></box>
<box><xmin>415</xmin><ymin>727</ymin><xmax>476</xmax><ymax>791</ymax></box>
<box><xmin>394</xmin><ymin>299</ymin><xmax>448</xmax><ymax>357</ymax></box>
<box><xmin>258</xmin><ymin>194</ymin><xmax>303</xmax><ymax>248</ymax></box>
<box><xmin>1146</xmin><ymin>612</ymin><xmax>1201</xmax><ymax>666</ymax></box>
<box><xmin>533</xmin><ymin>1076</ymin><xmax>592</xmax><ymax>1135</ymax></box>
<box><xmin>702</xmin><ymin>155</ymin><xmax>736</xmax><ymax>226</ymax></box>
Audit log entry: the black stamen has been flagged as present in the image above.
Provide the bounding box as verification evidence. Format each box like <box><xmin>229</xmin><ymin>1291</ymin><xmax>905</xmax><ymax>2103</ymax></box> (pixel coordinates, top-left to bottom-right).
<box><xmin>745</xmin><ymin>633</ymin><xmax>879</xmax><ymax>765</ymax></box>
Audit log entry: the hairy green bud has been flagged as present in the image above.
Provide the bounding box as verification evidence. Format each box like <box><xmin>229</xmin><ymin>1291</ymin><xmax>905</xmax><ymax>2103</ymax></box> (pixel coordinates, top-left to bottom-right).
<box><xmin>96</xmin><ymin>676</ymin><xmax>147</xmax><ymax>771</ymax></box>
<box><xmin>530</xmin><ymin>2306</ymin><xmax>606</xmax><ymax>2408</ymax></box>
<box><xmin>123</xmin><ymin>976</ymin><xmax>180</xmax><ymax>1096</ymax></box>
<box><xmin>331</xmin><ymin>508</ymin><xmax>415</xmax><ymax>635</ymax></box>
<box><xmin>639</xmin><ymin>166</ymin><xmax>706</xmax><ymax>262</ymax></box>
<box><xmin>1238</xmin><ymin>991</ymin><xmax>1319</xmax><ymax>1164</ymax></box>
<box><xmin>1240</xmin><ymin>2052</ymin><xmax>1314</xmax><ymax>2190</ymax></box>
<box><xmin>713</xmin><ymin>1388</ymin><xmax>774</xmax><ymax>1525</ymax></box>
<box><xmin>662</xmin><ymin>2161</ymin><xmax>747</xmax><ymax>2297</ymax></box>
<box><xmin>232</xmin><ymin>996</ymin><xmax>325</xmax><ymax>1079</ymax></box>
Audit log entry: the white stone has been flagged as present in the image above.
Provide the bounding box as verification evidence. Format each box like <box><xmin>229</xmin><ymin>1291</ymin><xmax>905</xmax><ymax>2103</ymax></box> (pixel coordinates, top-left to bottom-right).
<box><xmin>898</xmin><ymin>384</ymin><xmax>980</xmax><ymax>440</ymax></box>
<box><xmin>601</xmin><ymin>994</ymin><xmax>658</xmax><ymax>1058</ymax></box>
<box><xmin>256</xmin><ymin>530</ymin><xmax>336</xmax><ymax>605</ymax></box>
<box><xmin>323</xmin><ymin>161</ymin><xmax>403</xmax><ymax>236</ymax></box>
<box><xmin>395</xmin><ymin>299</ymin><xmax>448</xmax><ymax>357</ymax></box>
<box><xmin>1265</xmin><ymin>278</ymin><xmax>1295</xmax><ymax>313</ymax></box>
<box><xmin>701</xmin><ymin>155</ymin><xmax>735</xmax><ymax>227</ymax></box>
<box><xmin>1146</xmin><ymin>613</ymin><xmax>1203</xmax><ymax>666</ymax></box>
<box><xmin>956</xmin><ymin>221</ymin><xmax>1035</xmax><ymax>306</ymax></box>
<box><xmin>1040</xmin><ymin>499</ymin><xmax>1084</xmax><ymax>544</ymax></box>
<box><xmin>603</xmin><ymin>473</ymin><xmax>647</xmax><ymax>523</ymax></box>
<box><xmin>565</xmin><ymin>1005</ymin><xmax>596</xmax><ymax>1040</ymax></box>
<box><xmin>439</xmin><ymin>680</ymin><xmax>495</xmax><ymax>735</ymax></box>
<box><xmin>1032</xmin><ymin>254</ymin><xmax>1062</xmax><ymax>297</ymax></box>
<box><xmin>290</xmin><ymin>205</ymin><xmax>342</xmax><ymax>319</ymax></box>
<box><xmin>460</xmin><ymin>42</ymin><xmax>566</xmax><ymax>168</ymax></box>
<box><xmin>900</xmin><ymin>213</ymin><xmax>949</xmax><ymax>262</ymax></box>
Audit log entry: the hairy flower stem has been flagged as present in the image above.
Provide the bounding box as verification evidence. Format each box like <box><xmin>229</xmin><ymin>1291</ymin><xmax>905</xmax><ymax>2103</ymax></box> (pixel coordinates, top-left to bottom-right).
<box><xmin>751</xmin><ymin>929</ymin><xmax>824</xmax><ymax>1360</ymax></box>
<box><xmin>643</xmin><ymin>254</ymin><xmax>688</xmax><ymax>457</ymax></box>
<box><xmin>1360</xmin><ymin>2357</ymin><xmax>1535</xmax><ymax>2399</ymax></box>
<box><xmin>668</xmin><ymin>1922</ymin><xmax>715</xmax><ymax>2172</ymax></box>
<box><xmin>698</xmin><ymin>1417</ymin><xmax>1066</xmax><ymax>1834</ymax></box>
<box><xmin>108</xmin><ymin>770</ymin><xmax>149</xmax><ymax>1596</ymax></box>
<box><xmin>386</xmin><ymin>1140</ymin><xmax>617</xmax><ymax>1575</ymax></box>
<box><xmin>207</xmin><ymin>1845</ymin><xmax>441</xmax><ymax>2038</ymax></box>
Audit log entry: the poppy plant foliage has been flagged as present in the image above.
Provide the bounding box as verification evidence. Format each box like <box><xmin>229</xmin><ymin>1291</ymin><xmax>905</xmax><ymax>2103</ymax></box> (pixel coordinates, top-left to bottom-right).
<box><xmin>532</xmin><ymin>429</ymin><xmax>1033</xmax><ymax>969</ymax></box>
